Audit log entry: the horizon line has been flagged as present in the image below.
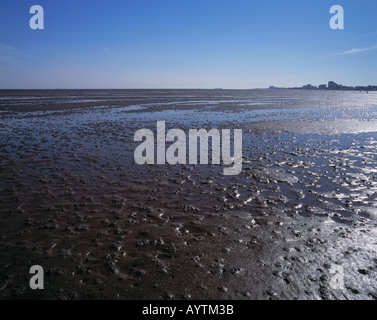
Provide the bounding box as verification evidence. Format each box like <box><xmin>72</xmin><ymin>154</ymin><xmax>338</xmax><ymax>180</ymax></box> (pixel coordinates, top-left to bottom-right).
<box><xmin>1</xmin><ymin>82</ymin><xmax>377</xmax><ymax>91</ymax></box>
<box><xmin>0</xmin><ymin>87</ymin><xmax>268</xmax><ymax>91</ymax></box>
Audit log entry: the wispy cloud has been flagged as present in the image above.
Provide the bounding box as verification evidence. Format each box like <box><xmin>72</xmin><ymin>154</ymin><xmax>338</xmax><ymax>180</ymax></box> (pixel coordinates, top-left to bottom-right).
<box><xmin>318</xmin><ymin>44</ymin><xmax>377</xmax><ymax>59</ymax></box>
<box><xmin>0</xmin><ymin>43</ymin><xmax>21</xmax><ymax>64</ymax></box>
<box><xmin>339</xmin><ymin>46</ymin><xmax>376</xmax><ymax>55</ymax></box>
<box><xmin>0</xmin><ymin>43</ymin><xmax>19</xmax><ymax>54</ymax></box>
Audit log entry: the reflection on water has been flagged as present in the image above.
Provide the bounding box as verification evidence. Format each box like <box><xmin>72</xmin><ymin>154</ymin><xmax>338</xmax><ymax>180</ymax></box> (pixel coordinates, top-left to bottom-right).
<box><xmin>1</xmin><ymin>89</ymin><xmax>377</xmax><ymax>136</ymax></box>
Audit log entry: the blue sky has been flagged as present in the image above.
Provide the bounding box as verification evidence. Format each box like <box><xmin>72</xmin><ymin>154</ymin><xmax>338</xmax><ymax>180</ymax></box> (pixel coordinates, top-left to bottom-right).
<box><xmin>1</xmin><ymin>0</ymin><xmax>377</xmax><ymax>89</ymax></box>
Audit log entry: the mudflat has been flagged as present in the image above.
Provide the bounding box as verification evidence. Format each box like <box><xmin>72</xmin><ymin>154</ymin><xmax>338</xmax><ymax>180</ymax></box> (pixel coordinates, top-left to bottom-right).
<box><xmin>0</xmin><ymin>89</ymin><xmax>376</xmax><ymax>300</ymax></box>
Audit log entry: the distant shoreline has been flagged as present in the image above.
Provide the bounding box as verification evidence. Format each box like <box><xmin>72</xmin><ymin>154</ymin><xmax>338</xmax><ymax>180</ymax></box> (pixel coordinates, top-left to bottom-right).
<box><xmin>269</xmin><ymin>81</ymin><xmax>377</xmax><ymax>92</ymax></box>
<box><xmin>0</xmin><ymin>85</ymin><xmax>376</xmax><ymax>92</ymax></box>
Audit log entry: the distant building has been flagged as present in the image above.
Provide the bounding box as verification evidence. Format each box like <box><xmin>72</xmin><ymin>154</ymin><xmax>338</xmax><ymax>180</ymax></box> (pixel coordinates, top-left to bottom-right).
<box><xmin>302</xmin><ymin>84</ymin><xmax>317</xmax><ymax>90</ymax></box>
<box><xmin>269</xmin><ymin>86</ymin><xmax>287</xmax><ymax>89</ymax></box>
<box><xmin>269</xmin><ymin>81</ymin><xmax>377</xmax><ymax>91</ymax></box>
<box><xmin>327</xmin><ymin>81</ymin><xmax>351</xmax><ymax>90</ymax></box>
<box><xmin>328</xmin><ymin>81</ymin><xmax>339</xmax><ymax>90</ymax></box>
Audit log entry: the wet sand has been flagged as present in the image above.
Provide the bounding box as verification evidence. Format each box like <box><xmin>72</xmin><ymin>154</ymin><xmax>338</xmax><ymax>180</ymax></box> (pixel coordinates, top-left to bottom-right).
<box><xmin>0</xmin><ymin>89</ymin><xmax>377</xmax><ymax>300</ymax></box>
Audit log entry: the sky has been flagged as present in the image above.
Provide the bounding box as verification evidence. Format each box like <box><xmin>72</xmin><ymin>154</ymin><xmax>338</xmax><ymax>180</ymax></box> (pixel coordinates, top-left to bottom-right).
<box><xmin>1</xmin><ymin>0</ymin><xmax>377</xmax><ymax>89</ymax></box>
